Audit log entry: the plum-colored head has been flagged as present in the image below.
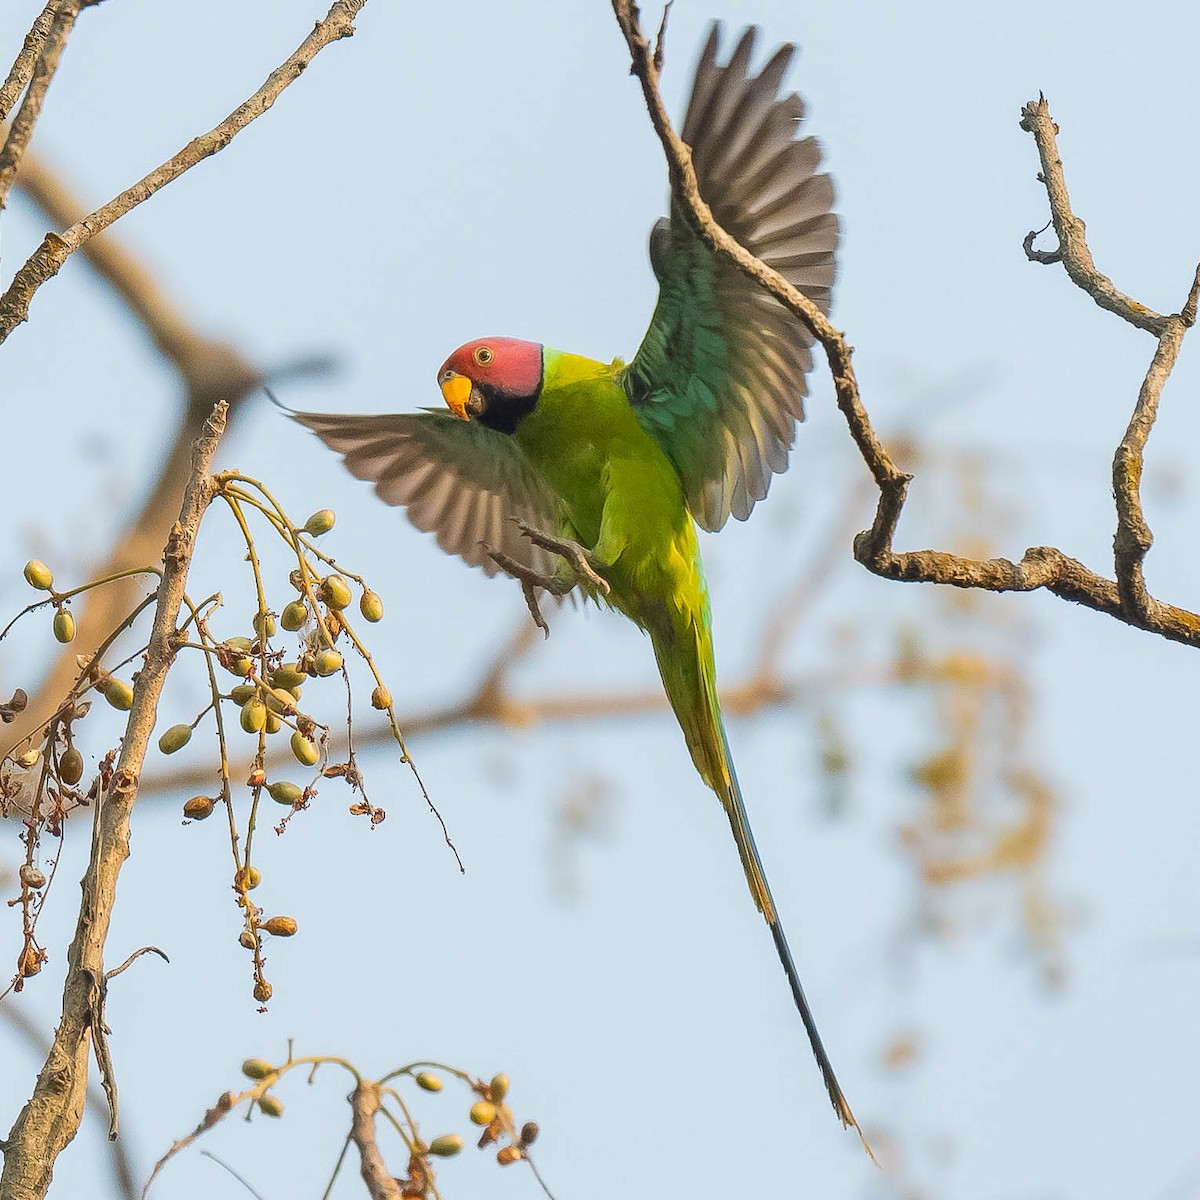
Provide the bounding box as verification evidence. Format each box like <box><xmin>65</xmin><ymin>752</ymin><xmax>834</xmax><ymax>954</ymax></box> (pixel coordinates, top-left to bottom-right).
<box><xmin>437</xmin><ymin>337</ymin><xmax>544</xmax><ymax>434</ymax></box>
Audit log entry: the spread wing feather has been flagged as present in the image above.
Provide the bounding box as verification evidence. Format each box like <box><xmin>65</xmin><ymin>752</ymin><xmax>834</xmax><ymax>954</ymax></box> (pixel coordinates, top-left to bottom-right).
<box><xmin>288</xmin><ymin>408</ymin><xmax>562</xmax><ymax>577</ymax></box>
<box><xmin>623</xmin><ymin>24</ymin><xmax>839</xmax><ymax>531</ymax></box>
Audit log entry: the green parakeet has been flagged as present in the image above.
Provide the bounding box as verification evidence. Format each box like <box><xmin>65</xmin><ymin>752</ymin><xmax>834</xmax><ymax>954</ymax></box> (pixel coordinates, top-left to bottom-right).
<box><xmin>288</xmin><ymin>26</ymin><xmax>858</xmax><ymax>1134</ymax></box>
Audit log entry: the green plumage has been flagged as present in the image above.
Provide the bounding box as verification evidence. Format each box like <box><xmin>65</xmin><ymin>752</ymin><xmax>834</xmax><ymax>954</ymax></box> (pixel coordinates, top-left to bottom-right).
<box><xmin>289</xmin><ymin>25</ymin><xmax>864</xmax><ymax>1143</ymax></box>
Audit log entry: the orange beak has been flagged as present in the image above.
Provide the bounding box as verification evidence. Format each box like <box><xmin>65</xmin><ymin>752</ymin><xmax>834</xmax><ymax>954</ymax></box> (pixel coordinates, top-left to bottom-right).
<box><xmin>440</xmin><ymin>374</ymin><xmax>473</xmax><ymax>421</ymax></box>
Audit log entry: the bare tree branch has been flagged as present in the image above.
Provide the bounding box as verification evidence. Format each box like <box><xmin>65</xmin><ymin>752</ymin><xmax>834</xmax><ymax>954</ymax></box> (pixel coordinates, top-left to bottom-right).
<box><xmin>0</xmin><ymin>2</ymin><xmax>63</xmax><ymax>125</ymax></box>
<box><xmin>610</xmin><ymin>2</ymin><xmax>1200</xmax><ymax>649</ymax></box>
<box><xmin>0</xmin><ymin>403</ymin><xmax>226</xmax><ymax>1200</ymax></box>
<box><xmin>0</xmin><ymin>0</ymin><xmax>88</xmax><ymax>211</ymax></box>
<box><xmin>348</xmin><ymin>1082</ymin><xmax>404</xmax><ymax>1200</ymax></box>
<box><xmin>0</xmin><ymin>0</ymin><xmax>368</xmax><ymax>344</ymax></box>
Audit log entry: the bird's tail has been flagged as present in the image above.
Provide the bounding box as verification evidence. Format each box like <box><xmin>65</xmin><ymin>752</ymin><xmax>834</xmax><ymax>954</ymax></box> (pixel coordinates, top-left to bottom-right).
<box><xmin>648</xmin><ymin>611</ymin><xmax>869</xmax><ymax>1149</ymax></box>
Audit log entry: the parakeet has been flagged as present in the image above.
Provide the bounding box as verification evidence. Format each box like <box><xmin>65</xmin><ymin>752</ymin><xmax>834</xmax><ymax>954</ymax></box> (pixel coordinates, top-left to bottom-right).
<box><xmin>287</xmin><ymin>26</ymin><xmax>858</xmax><ymax>1134</ymax></box>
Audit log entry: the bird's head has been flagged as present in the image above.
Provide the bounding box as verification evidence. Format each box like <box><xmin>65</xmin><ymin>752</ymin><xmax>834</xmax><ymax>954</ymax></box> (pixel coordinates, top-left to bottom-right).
<box><xmin>437</xmin><ymin>337</ymin><xmax>544</xmax><ymax>434</ymax></box>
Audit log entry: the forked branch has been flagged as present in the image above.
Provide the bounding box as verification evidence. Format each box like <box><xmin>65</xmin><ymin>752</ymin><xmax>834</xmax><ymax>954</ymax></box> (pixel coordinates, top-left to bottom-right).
<box><xmin>612</xmin><ymin>3</ymin><xmax>1200</xmax><ymax>648</ymax></box>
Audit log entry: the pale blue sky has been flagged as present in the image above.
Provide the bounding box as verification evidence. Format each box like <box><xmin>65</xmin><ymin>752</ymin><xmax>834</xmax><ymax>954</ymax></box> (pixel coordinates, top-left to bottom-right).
<box><xmin>4</xmin><ymin>2</ymin><xmax>1200</xmax><ymax>1198</ymax></box>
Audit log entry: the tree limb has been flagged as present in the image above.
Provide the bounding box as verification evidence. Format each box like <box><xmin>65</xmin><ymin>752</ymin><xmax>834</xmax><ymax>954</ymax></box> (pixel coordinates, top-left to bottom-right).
<box><xmin>611</xmin><ymin>2</ymin><xmax>1200</xmax><ymax>649</ymax></box>
<box><xmin>0</xmin><ymin>0</ymin><xmax>368</xmax><ymax>345</ymax></box>
<box><xmin>0</xmin><ymin>403</ymin><xmax>226</xmax><ymax>1200</ymax></box>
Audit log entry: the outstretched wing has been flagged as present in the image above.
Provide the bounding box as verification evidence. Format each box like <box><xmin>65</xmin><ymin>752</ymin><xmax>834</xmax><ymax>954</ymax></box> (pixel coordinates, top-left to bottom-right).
<box><xmin>289</xmin><ymin>408</ymin><xmax>562</xmax><ymax>577</ymax></box>
<box><xmin>623</xmin><ymin>24</ymin><xmax>838</xmax><ymax>531</ymax></box>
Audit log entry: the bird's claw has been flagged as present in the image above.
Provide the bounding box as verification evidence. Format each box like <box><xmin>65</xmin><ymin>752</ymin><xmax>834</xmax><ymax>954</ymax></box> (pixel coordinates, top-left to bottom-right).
<box><xmin>511</xmin><ymin>519</ymin><xmax>610</xmax><ymax>596</ymax></box>
<box><xmin>480</xmin><ymin>521</ymin><xmax>610</xmax><ymax>638</ymax></box>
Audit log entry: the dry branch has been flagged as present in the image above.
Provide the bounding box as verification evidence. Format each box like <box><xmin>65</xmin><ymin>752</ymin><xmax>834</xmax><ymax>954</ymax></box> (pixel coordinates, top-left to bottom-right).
<box><xmin>349</xmin><ymin>1081</ymin><xmax>404</xmax><ymax>1200</ymax></box>
<box><xmin>0</xmin><ymin>3</ymin><xmax>59</xmax><ymax>123</ymax></box>
<box><xmin>0</xmin><ymin>0</ymin><xmax>368</xmax><ymax>344</ymax></box>
<box><xmin>0</xmin><ymin>0</ymin><xmax>89</xmax><ymax>210</ymax></box>
<box><xmin>0</xmin><ymin>403</ymin><xmax>226</xmax><ymax>1200</ymax></box>
<box><xmin>611</xmin><ymin>2</ymin><xmax>1200</xmax><ymax>649</ymax></box>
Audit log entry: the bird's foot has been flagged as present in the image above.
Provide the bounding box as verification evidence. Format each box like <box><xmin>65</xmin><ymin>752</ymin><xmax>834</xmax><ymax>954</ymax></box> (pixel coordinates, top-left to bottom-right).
<box><xmin>511</xmin><ymin>520</ymin><xmax>610</xmax><ymax>597</ymax></box>
<box><xmin>481</xmin><ymin>521</ymin><xmax>609</xmax><ymax>639</ymax></box>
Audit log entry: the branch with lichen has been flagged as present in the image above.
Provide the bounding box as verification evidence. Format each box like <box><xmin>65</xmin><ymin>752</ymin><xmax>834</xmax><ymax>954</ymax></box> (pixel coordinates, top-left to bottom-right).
<box><xmin>611</xmin><ymin>1</ymin><xmax>1200</xmax><ymax>649</ymax></box>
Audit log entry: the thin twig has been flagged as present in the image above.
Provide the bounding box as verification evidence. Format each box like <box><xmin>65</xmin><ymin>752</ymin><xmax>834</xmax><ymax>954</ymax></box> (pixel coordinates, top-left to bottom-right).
<box><xmin>0</xmin><ymin>0</ymin><xmax>86</xmax><ymax>210</ymax></box>
<box><xmin>0</xmin><ymin>0</ymin><xmax>368</xmax><ymax>343</ymax></box>
<box><xmin>1019</xmin><ymin>97</ymin><xmax>1167</xmax><ymax>335</ymax></box>
<box><xmin>0</xmin><ymin>1</ymin><xmax>59</xmax><ymax>123</ymax></box>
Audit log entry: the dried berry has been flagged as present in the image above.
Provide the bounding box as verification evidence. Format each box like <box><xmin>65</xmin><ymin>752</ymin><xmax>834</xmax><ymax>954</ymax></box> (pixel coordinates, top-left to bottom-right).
<box><xmin>496</xmin><ymin>1146</ymin><xmax>522</xmax><ymax>1166</ymax></box>
<box><xmin>58</xmin><ymin>747</ymin><xmax>84</xmax><ymax>785</ymax></box>
<box><xmin>235</xmin><ymin>866</ymin><xmax>262</xmax><ymax>891</ymax></box>
<box><xmin>183</xmin><ymin>795</ymin><xmax>214</xmax><ymax>820</ymax></box>
<box><xmin>262</xmin><ymin>915</ymin><xmax>298</xmax><ymax>937</ymax></box>
<box><xmin>19</xmin><ymin>865</ymin><xmax>46</xmax><ymax>889</ymax></box>
<box><xmin>519</xmin><ymin>1122</ymin><xmax>539</xmax><ymax>1147</ymax></box>
<box><xmin>253</xmin><ymin>979</ymin><xmax>273</xmax><ymax>1003</ymax></box>
<box><xmin>370</xmin><ymin>685</ymin><xmax>392</xmax><ymax>710</ymax></box>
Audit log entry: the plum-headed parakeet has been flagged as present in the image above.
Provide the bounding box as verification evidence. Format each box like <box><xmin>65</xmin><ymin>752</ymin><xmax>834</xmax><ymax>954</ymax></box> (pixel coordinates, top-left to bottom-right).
<box><xmin>288</xmin><ymin>26</ymin><xmax>859</xmax><ymax>1135</ymax></box>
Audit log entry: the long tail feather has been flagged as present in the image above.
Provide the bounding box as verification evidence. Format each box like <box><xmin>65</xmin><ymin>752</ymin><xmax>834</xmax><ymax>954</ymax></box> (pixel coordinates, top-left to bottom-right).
<box><xmin>649</xmin><ymin>613</ymin><xmax>872</xmax><ymax>1155</ymax></box>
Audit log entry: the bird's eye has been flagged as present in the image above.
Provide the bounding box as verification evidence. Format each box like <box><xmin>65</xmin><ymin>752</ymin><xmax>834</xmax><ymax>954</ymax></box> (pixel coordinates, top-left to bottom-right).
<box><xmin>439</xmin><ymin>369</ymin><xmax>454</xmax><ymax>382</ymax></box>
<box><xmin>473</xmin><ymin>346</ymin><xmax>494</xmax><ymax>366</ymax></box>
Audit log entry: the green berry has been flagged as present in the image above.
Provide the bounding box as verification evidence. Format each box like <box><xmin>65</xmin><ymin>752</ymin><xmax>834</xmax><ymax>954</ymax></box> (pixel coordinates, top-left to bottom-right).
<box><xmin>290</xmin><ymin>730</ymin><xmax>319</xmax><ymax>766</ymax></box>
<box><xmin>321</xmin><ymin>576</ymin><xmax>352</xmax><ymax>610</ymax></box>
<box><xmin>267</xmin><ymin>780</ymin><xmax>302</xmax><ymax>805</ymax></box>
<box><xmin>158</xmin><ymin>724</ymin><xmax>192</xmax><ymax>754</ymax></box>
<box><xmin>303</xmin><ymin>509</ymin><xmax>336</xmax><ymax>536</ymax></box>
<box><xmin>23</xmin><ymin>560</ymin><xmax>53</xmax><ymax>590</ymax></box>
<box><xmin>102</xmin><ymin>679</ymin><xmax>134</xmax><ymax>711</ymax></box>
<box><xmin>241</xmin><ymin>1058</ymin><xmax>274</xmax><ymax>1080</ymax></box>
<box><xmin>359</xmin><ymin>590</ymin><xmax>384</xmax><ymax>622</ymax></box>
<box><xmin>52</xmin><ymin>610</ymin><xmax>76</xmax><ymax>644</ymax></box>
<box><xmin>240</xmin><ymin>698</ymin><xmax>267</xmax><ymax>733</ymax></box>
<box><xmin>313</xmin><ymin>649</ymin><xmax>343</xmax><ymax>677</ymax></box>
<box><xmin>229</xmin><ymin>683</ymin><xmax>257</xmax><ymax>706</ymax></box>
<box><xmin>280</xmin><ymin>600</ymin><xmax>308</xmax><ymax>631</ymax></box>
<box><xmin>269</xmin><ymin>664</ymin><xmax>306</xmax><ymax>690</ymax></box>
<box><xmin>428</xmin><ymin>1134</ymin><xmax>463</xmax><ymax>1158</ymax></box>
<box><xmin>469</xmin><ymin>1100</ymin><xmax>497</xmax><ymax>1126</ymax></box>
<box><xmin>415</xmin><ymin>1072</ymin><xmax>443</xmax><ymax>1093</ymax></box>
